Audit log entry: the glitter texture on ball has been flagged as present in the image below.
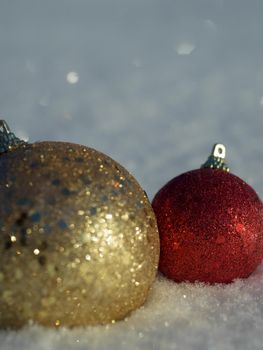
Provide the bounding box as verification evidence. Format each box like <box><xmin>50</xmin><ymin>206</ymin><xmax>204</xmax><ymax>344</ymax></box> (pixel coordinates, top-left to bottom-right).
<box><xmin>152</xmin><ymin>145</ymin><xmax>263</xmax><ymax>284</ymax></box>
<box><xmin>0</xmin><ymin>137</ymin><xmax>159</xmax><ymax>328</ymax></box>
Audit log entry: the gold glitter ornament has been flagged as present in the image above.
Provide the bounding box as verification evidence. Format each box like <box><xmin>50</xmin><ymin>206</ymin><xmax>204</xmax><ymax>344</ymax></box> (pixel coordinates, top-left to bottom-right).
<box><xmin>0</xmin><ymin>121</ymin><xmax>159</xmax><ymax>328</ymax></box>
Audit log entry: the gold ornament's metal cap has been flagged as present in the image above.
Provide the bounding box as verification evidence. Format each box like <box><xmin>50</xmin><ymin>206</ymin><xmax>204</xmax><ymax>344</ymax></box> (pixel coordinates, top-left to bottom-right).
<box><xmin>201</xmin><ymin>143</ymin><xmax>230</xmax><ymax>172</ymax></box>
<box><xmin>0</xmin><ymin>120</ymin><xmax>27</xmax><ymax>154</ymax></box>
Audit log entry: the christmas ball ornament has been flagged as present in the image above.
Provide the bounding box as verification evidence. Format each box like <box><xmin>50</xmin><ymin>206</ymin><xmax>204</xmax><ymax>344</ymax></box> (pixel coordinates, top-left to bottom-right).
<box><xmin>152</xmin><ymin>144</ymin><xmax>263</xmax><ymax>284</ymax></box>
<box><xmin>0</xmin><ymin>120</ymin><xmax>159</xmax><ymax>328</ymax></box>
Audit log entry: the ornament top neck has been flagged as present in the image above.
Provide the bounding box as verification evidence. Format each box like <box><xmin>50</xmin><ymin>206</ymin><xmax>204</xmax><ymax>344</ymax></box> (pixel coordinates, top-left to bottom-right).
<box><xmin>0</xmin><ymin>120</ymin><xmax>27</xmax><ymax>154</ymax></box>
<box><xmin>201</xmin><ymin>143</ymin><xmax>230</xmax><ymax>172</ymax></box>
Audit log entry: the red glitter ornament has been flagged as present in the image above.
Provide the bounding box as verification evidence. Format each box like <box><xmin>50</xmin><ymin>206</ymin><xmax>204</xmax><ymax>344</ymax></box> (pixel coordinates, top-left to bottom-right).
<box><xmin>152</xmin><ymin>144</ymin><xmax>263</xmax><ymax>283</ymax></box>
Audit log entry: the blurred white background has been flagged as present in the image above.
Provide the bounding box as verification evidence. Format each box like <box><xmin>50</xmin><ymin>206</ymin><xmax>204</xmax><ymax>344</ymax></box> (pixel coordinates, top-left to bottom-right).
<box><xmin>0</xmin><ymin>1</ymin><xmax>263</xmax><ymax>349</ymax></box>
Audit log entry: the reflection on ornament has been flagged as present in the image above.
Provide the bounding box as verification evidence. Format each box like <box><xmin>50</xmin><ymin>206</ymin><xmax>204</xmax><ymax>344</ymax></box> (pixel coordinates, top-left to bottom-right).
<box><xmin>153</xmin><ymin>144</ymin><xmax>263</xmax><ymax>284</ymax></box>
<box><xmin>0</xmin><ymin>120</ymin><xmax>159</xmax><ymax>328</ymax></box>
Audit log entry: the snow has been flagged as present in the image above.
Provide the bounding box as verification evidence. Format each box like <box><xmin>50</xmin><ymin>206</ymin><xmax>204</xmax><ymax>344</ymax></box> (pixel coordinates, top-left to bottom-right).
<box><xmin>0</xmin><ymin>0</ymin><xmax>263</xmax><ymax>349</ymax></box>
<box><xmin>1</xmin><ymin>270</ymin><xmax>263</xmax><ymax>350</ymax></box>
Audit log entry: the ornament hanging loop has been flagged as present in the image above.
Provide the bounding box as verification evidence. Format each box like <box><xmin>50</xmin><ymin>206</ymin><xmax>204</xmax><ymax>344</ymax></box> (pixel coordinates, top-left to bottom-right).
<box><xmin>0</xmin><ymin>120</ymin><xmax>11</xmax><ymax>134</ymax></box>
<box><xmin>0</xmin><ymin>120</ymin><xmax>27</xmax><ymax>154</ymax></box>
<box><xmin>212</xmin><ymin>144</ymin><xmax>226</xmax><ymax>159</ymax></box>
<box><xmin>201</xmin><ymin>143</ymin><xmax>230</xmax><ymax>172</ymax></box>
